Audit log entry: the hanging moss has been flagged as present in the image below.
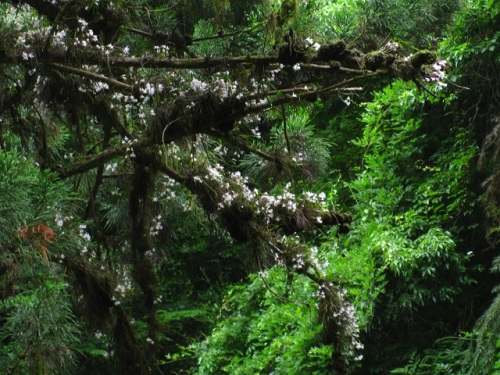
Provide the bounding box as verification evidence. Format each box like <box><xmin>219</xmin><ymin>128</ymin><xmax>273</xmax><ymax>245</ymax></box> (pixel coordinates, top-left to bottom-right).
<box><xmin>113</xmin><ymin>308</ymin><xmax>149</xmax><ymax>375</ymax></box>
<box><xmin>64</xmin><ymin>255</ymin><xmax>114</xmax><ymax>329</ymax></box>
<box><xmin>65</xmin><ymin>240</ymin><xmax>152</xmax><ymax>374</ymax></box>
<box><xmin>129</xmin><ymin>158</ymin><xmax>158</xmax><ymax>311</ymax></box>
<box><xmin>190</xmin><ymin>93</ymin><xmax>246</xmax><ymax>134</ymax></box>
<box><xmin>317</xmin><ymin>284</ymin><xmax>350</xmax><ymax>375</ymax></box>
<box><xmin>275</xmin><ymin>28</ymin><xmax>310</xmax><ymax>64</ymax></box>
<box><xmin>411</xmin><ymin>50</ymin><xmax>436</xmax><ymax>69</ymax></box>
<box><xmin>365</xmin><ymin>51</ymin><xmax>388</xmax><ymax>71</ymax></box>
<box><xmin>219</xmin><ymin>205</ymin><xmax>255</xmax><ymax>243</ymax></box>
<box><xmin>317</xmin><ymin>41</ymin><xmax>347</xmax><ymax>61</ymax></box>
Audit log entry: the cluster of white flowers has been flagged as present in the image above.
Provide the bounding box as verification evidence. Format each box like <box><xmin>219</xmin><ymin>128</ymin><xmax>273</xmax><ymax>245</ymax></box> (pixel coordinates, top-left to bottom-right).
<box><xmin>222</xmin><ymin>191</ymin><xmax>235</xmax><ymax>206</ymax></box>
<box><xmin>16</xmin><ymin>29</ymin><xmax>43</xmax><ymax>48</ymax></box>
<box><xmin>211</xmin><ymin>77</ymin><xmax>238</xmax><ymax>99</ymax></box>
<box><xmin>51</xmin><ymin>28</ymin><xmax>68</xmax><ymax>48</ymax></box>
<box><xmin>197</xmin><ymin>164</ymin><xmax>329</xmax><ymax>227</ymax></box>
<box><xmin>162</xmin><ymin>143</ymin><xmax>183</xmax><ymax>162</ymax></box>
<box><xmin>154</xmin><ymin>45</ymin><xmax>169</xmax><ymax>54</ymax></box>
<box><xmin>79</xmin><ymin>224</ymin><xmax>92</xmax><ymax>256</ymax></box>
<box><xmin>110</xmin><ymin>92</ymin><xmax>138</xmax><ymax>110</ymax></box>
<box><xmin>292</xmin><ymin>253</ymin><xmax>306</xmax><ymax>269</ymax></box>
<box><xmin>55</xmin><ymin>215</ymin><xmax>64</xmax><ymax>227</ymax></box>
<box><xmin>79</xmin><ymin>224</ymin><xmax>91</xmax><ymax>241</ymax></box>
<box><xmin>308</xmin><ymin>245</ymin><xmax>330</xmax><ymax>272</ymax></box>
<box><xmin>55</xmin><ymin>212</ymin><xmax>73</xmax><ymax>228</ymax></box>
<box><xmin>424</xmin><ymin>60</ymin><xmax>448</xmax><ymax>90</ymax></box>
<box><xmin>71</xmin><ymin>64</ymin><xmax>117</xmax><ymax>96</ymax></box>
<box><xmin>233</xmin><ymin>149</ymin><xmax>245</xmax><ymax>159</ymax></box>
<box><xmin>305</xmin><ymin>37</ymin><xmax>321</xmax><ymax>52</ymax></box>
<box><xmin>144</xmin><ymin>247</ymin><xmax>156</xmax><ymax>259</ymax></box>
<box><xmin>381</xmin><ymin>41</ymin><xmax>399</xmax><ymax>53</ymax></box>
<box><xmin>91</xmin><ymin>81</ymin><xmax>109</xmax><ymax>93</ymax></box>
<box><xmin>250</xmin><ymin>126</ymin><xmax>262</xmax><ymax>139</ymax></box>
<box><xmin>291</xmin><ymin>152</ymin><xmax>305</xmax><ymax>164</ymax></box>
<box><xmin>257</xmin><ymin>188</ymin><xmax>296</xmax><ymax>222</ymax></box>
<box><xmin>22</xmin><ymin>51</ymin><xmax>35</xmax><ymax>61</ymax></box>
<box><xmin>268</xmin><ymin>63</ymin><xmax>284</xmax><ymax>80</ymax></box>
<box><xmin>96</xmin><ymin>43</ymin><xmax>114</xmax><ymax>56</ymax></box>
<box><xmin>149</xmin><ymin>214</ymin><xmax>163</xmax><ymax>237</ymax></box>
<box><xmin>257</xmin><ymin>269</ymin><xmax>269</xmax><ymax>278</ymax></box>
<box><xmin>342</xmin><ymin>96</ymin><xmax>351</xmax><ymax>106</ymax></box>
<box><xmin>136</xmin><ymin>79</ymin><xmax>165</xmax><ymax>104</ymax></box>
<box><xmin>213</xmin><ymin>143</ymin><xmax>229</xmax><ymax>156</ymax></box>
<box><xmin>177</xmin><ymin>70</ymin><xmax>270</xmax><ymax>108</ymax></box>
<box><xmin>105</xmin><ymin>162</ymin><xmax>118</xmax><ymax>173</ymax></box>
<box><xmin>235</xmin><ymin>114</ymin><xmax>266</xmax><ymax>139</ymax></box>
<box><xmin>139</xmin><ymin>82</ymin><xmax>157</xmax><ymax>97</ymax></box>
<box><xmin>219</xmin><ymin>173</ymin><xmax>258</xmax><ymax>211</ymax></box>
<box><xmin>186</xmin><ymin>74</ymin><xmax>238</xmax><ymax>101</ymax></box>
<box><xmin>315</xmin><ymin>284</ymin><xmax>364</xmax><ymax>362</ymax></box>
<box><xmin>114</xmin><ymin>271</ymin><xmax>133</xmax><ymax>298</ymax></box>
<box><xmin>122</xmin><ymin>136</ymin><xmax>139</xmax><ymax>159</ymax></box>
<box><xmin>204</xmin><ymin>163</ymin><xmax>225</xmax><ymax>183</ymax></box>
<box><xmin>33</xmin><ymin>76</ymin><xmax>48</xmax><ymax>106</ymax></box>
<box><xmin>245</xmin><ymin>97</ymin><xmax>269</xmax><ymax>109</ymax></box>
<box><xmin>74</xmin><ymin>19</ymin><xmax>99</xmax><ymax>48</ymax></box>
<box><xmin>191</xmin><ymin>77</ymin><xmax>209</xmax><ymax>94</ymax></box>
<box><xmin>153</xmin><ymin>178</ymin><xmax>179</xmax><ymax>204</ymax></box>
<box><xmin>153</xmin><ymin>294</ymin><xmax>163</xmax><ymax>305</ymax></box>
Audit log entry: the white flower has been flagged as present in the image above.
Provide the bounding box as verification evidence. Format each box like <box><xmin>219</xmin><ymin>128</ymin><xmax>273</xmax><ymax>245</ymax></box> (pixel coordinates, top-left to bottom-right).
<box><xmin>293</xmin><ymin>63</ymin><xmax>301</xmax><ymax>71</ymax></box>
<box><xmin>191</xmin><ymin>77</ymin><xmax>208</xmax><ymax>93</ymax></box>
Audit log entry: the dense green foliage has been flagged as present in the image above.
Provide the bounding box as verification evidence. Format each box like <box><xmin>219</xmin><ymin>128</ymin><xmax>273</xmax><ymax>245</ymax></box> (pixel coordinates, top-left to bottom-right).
<box><xmin>0</xmin><ymin>0</ymin><xmax>499</xmax><ymax>374</ymax></box>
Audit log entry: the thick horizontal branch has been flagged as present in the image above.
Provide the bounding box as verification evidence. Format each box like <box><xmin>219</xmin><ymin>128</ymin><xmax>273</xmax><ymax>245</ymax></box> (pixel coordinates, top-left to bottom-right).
<box><xmin>97</xmin><ymin>54</ymin><xmax>274</xmax><ymax>69</ymax></box>
<box><xmin>1</xmin><ymin>35</ymin><xmax>418</xmax><ymax>75</ymax></box>
<box><xmin>55</xmin><ymin>72</ymin><xmax>381</xmax><ymax>180</ymax></box>
<box><xmin>11</xmin><ymin>50</ymin><xmax>278</xmax><ymax>69</ymax></box>
<box><xmin>47</xmin><ymin>63</ymin><xmax>133</xmax><ymax>91</ymax></box>
<box><xmin>58</xmin><ymin>139</ymin><xmax>149</xmax><ymax>179</ymax></box>
<box><xmin>36</xmin><ymin>52</ymin><xmax>386</xmax><ymax>71</ymax></box>
<box><xmin>153</xmin><ymin>157</ymin><xmax>351</xmax><ymax>238</ymax></box>
<box><xmin>240</xmin><ymin>72</ymin><xmax>380</xmax><ymax>117</ymax></box>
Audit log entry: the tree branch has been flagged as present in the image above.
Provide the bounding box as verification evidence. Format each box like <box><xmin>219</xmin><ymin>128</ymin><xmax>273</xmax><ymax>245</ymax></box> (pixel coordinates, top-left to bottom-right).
<box><xmin>58</xmin><ymin>139</ymin><xmax>149</xmax><ymax>179</ymax></box>
<box><xmin>47</xmin><ymin>63</ymin><xmax>133</xmax><ymax>92</ymax></box>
